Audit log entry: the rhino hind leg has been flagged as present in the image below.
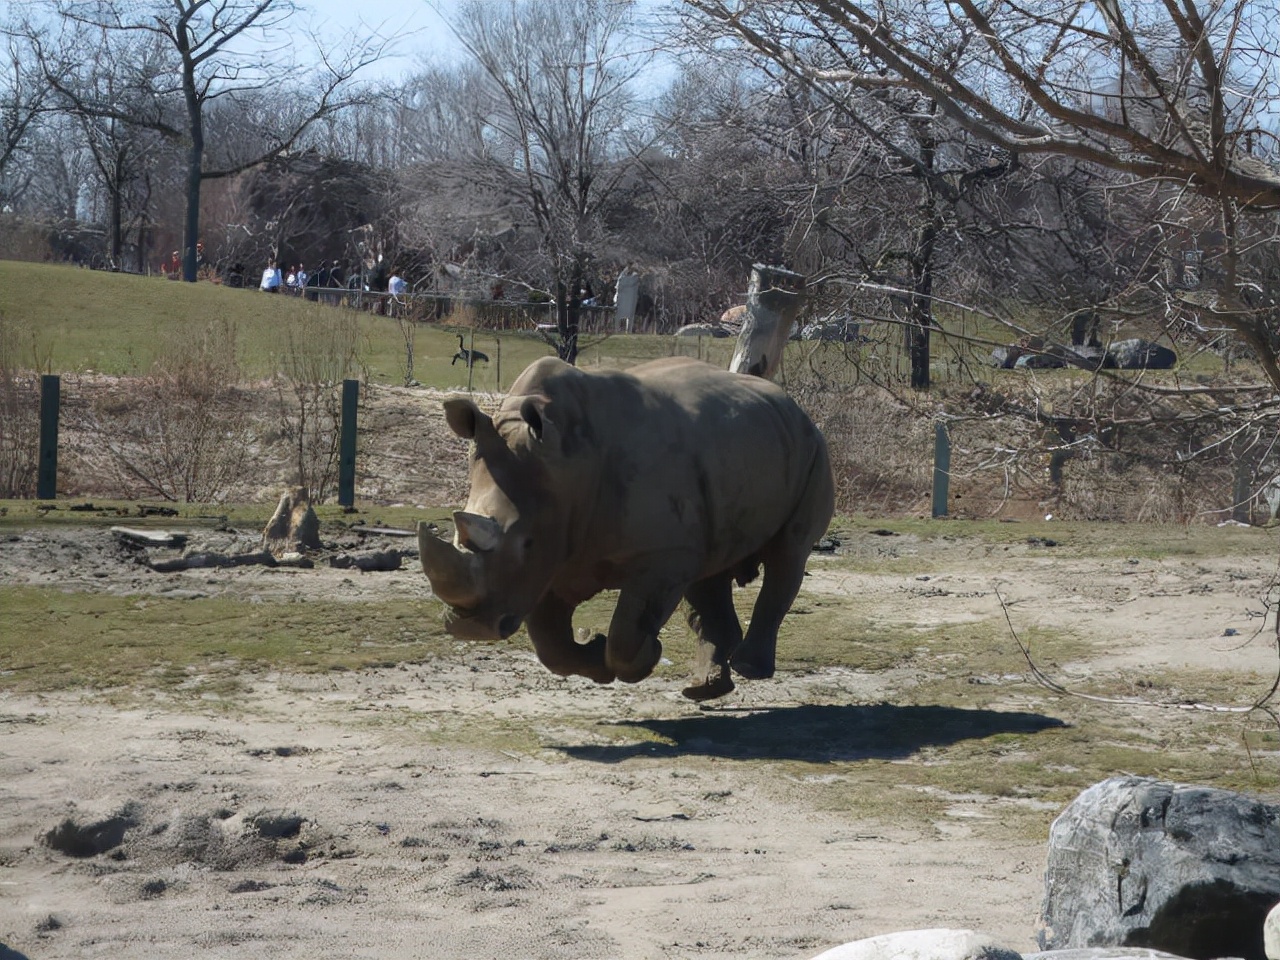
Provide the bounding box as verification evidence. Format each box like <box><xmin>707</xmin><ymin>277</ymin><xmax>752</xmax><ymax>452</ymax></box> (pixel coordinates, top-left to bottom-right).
<box><xmin>526</xmin><ymin>593</ymin><xmax>615</xmax><ymax>684</ymax></box>
<box><xmin>731</xmin><ymin>550</ymin><xmax>808</xmax><ymax>681</ymax></box>
<box><xmin>681</xmin><ymin>573</ymin><xmax>741</xmax><ymax>701</ymax></box>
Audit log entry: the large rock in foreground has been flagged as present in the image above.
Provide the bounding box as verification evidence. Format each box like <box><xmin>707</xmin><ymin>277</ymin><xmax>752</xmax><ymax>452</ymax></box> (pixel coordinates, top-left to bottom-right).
<box><xmin>809</xmin><ymin>928</ymin><xmax>1020</xmax><ymax>960</ymax></box>
<box><xmin>1039</xmin><ymin>776</ymin><xmax>1280</xmax><ymax>959</ymax></box>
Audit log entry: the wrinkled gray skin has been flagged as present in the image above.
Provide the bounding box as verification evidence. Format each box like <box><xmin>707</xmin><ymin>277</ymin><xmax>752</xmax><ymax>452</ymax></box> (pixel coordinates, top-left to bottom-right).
<box><xmin>418</xmin><ymin>356</ymin><xmax>834</xmax><ymax>701</ymax></box>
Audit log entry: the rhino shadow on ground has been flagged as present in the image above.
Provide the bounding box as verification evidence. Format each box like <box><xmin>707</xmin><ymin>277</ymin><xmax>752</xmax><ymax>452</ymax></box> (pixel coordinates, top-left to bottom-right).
<box><xmin>560</xmin><ymin>703</ymin><xmax>1066</xmax><ymax>763</ymax></box>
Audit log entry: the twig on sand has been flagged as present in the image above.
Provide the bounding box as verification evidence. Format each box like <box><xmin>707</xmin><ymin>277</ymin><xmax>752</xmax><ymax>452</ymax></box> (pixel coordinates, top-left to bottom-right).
<box><xmin>993</xmin><ymin>584</ymin><xmax>1280</xmax><ymax>728</ymax></box>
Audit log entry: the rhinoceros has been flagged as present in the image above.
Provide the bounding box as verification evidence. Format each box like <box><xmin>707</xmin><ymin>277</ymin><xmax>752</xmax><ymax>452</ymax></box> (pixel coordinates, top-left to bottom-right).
<box><xmin>417</xmin><ymin>355</ymin><xmax>834</xmax><ymax>701</ymax></box>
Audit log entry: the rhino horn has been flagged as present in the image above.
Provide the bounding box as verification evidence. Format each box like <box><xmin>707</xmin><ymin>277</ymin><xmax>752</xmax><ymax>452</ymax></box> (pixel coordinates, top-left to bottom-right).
<box><xmin>417</xmin><ymin>521</ymin><xmax>481</xmax><ymax>607</ymax></box>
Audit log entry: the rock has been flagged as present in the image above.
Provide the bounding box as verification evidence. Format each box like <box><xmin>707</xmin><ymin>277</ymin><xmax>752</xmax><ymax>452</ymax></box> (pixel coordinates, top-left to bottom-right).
<box><xmin>1015</xmin><ymin>352</ymin><xmax>1067</xmax><ymax>369</ymax></box>
<box><xmin>1025</xmin><ymin>950</ymin><xmax>1197</xmax><ymax>959</ymax></box>
<box><xmin>1039</xmin><ymin>776</ymin><xmax>1280</xmax><ymax>960</ymax></box>
<box><xmin>1105</xmin><ymin>339</ymin><xmax>1177</xmax><ymax>370</ymax></box>
<box><xmin>329</xmin><ymin>550</ymin><xmax>403</xmax><ymax>572</ymax></box>
<box><xmin>262</xmin><ymin>487</ymin><xmax>322</xmax><ymax>555</ymax></box>
<box><xmin>990</xmin><ymin>345</ymin><xmax>1022</xmax><ymax>368</ymax></box>
<box><xmin>1266</xmin><ymin>901</ymin><xmax>1280</xmax><ymax>960</ymax></box>
<box><xmin>808</xmin><ymin>928</ymin><xmax>1021</xmax><ymax>960</ymax></box>
<box><xmin>798</xmin><ymin>318</ymin><xmax>862</xmax><ymax>342</ymax></box>
<box><xmin>1060</xmin><ymin>344</ymin><xmax>1107</xmax><ymax>368</ymax></box>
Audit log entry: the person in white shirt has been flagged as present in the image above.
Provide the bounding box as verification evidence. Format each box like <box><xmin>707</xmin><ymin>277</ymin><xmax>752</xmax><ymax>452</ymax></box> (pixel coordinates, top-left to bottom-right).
<box><xmin>260</xmin><ymin>259</ymin><xmax>282</xmax><ymax>293</ymax></box>
<box><xmin>388</xmin><ymin>273</ymin><xmax>408</xmax><ymax>296</ymax></box>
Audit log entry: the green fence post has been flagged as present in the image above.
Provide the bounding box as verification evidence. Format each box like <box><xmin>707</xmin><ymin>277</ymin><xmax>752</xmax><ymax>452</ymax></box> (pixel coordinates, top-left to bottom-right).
<box><xmin>931</xmin><ymin>420</ymin><xmax>951</xmax><ymax>519</ymax></box>
<box><xmin>338</xmin><ymin>378</ymin><xmax>358</xmax><ymax>508</ymax></box>
<box><xmin>37</xmin><ymin>374</ymin><xmax>60</xmax><ymax>500</ymax></box>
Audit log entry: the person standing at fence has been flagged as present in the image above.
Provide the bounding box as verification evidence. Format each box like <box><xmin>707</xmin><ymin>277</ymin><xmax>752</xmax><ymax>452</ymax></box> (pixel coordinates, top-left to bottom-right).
<box><xmin>260</xmin><ymin>259</ymin><xmax>282</xmax><ymax>293</ymax></box>
<box><xmin>388</xmin><ymin>272</ymin><xmax>408</xmax><ymax>296</ymax></box>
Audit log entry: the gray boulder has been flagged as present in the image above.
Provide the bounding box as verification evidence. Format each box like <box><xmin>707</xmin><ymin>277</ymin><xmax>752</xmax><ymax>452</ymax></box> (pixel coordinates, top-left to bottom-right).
<box><xmin>990</xmin><ymin>345</ymin><xmax>1022</xmax><ymax>368</ymax></box>
<box><xmin>1026</xmin><ymin>950</ymin><xmax>1213</xmax><ymax>959</ymax></box>
<box><xmin>799</xmin><ymin>317</ymin><xmax>862</xmax><ymax>342</ymax></box>
<box><xmin>1015</xmin><ymin>352</ymin><xmax>1067</xmax><ymax>369</ymax></box>
<box><xmin>808</xmin><ymin>929</ymin><xmax>1021</xmax><ymax>960</ymax></box>
<box><xmin>1039</xmin><ymin>776</ymin><xmax>1280</xmax><ymax>960</ymax></box>
<box><xmin>1105</xmin><ymin>339</ymin><xmax>1177</xmax><ymax>370</ymax></box>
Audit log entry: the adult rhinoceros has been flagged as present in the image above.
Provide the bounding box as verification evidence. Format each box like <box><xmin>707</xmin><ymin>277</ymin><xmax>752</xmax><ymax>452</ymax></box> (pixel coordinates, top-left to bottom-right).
<box><xmin>417</xmin><ymin>356</ymin><xmax>834</xmax><ymax>701</ymax></box>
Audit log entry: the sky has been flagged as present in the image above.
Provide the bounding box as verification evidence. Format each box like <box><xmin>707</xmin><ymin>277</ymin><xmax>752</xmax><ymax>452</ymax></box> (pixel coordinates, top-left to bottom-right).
<box><xmin>303</xmin><ymin>0</ymin><xmax>464</xmax><ymax>81</ymax></box>
<box><xmin>301</xmin><ymin>0</ymin><xmax>680</xmax><ymax>84</ymax></box>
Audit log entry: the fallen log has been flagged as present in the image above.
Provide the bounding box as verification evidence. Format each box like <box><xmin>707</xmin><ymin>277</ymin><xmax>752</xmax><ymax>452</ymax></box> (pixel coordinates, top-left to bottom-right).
<box><xmin>149</xmin><ymin>550</ymin><xmax>277</xmax><ymax>573</ymax></box>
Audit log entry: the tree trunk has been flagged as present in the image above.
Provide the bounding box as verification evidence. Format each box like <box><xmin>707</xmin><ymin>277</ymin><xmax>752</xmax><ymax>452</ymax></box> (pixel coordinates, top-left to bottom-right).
<box><xmin>729</xmin><ymin>264</ymin><xmax>807</xmax><ymax>380</ymax></box>
<box><xmin>182</xmin><ymin>134</ymin><xmax>201</xmax><ymax>282</ymax></box>
<box><xmin>109</xmin><ymin>177</ymin><xmax>123</xmax><ymax>268</ymax></box>
<box><xmin>179</xmin><ymin>23</ymin><xmax>202</xmax><ymax>284</ymax></box>
<box><xmin>907</xmin><ymin>212</ymin><xmax>938</xmax><ymax>389</ymax></box>
<box><xmin>907</xmin><ymin>118</ymin><xmax>941</xmax><ymax>390</ymax></box>
<box><xmin>556</xmin><ymin>274</ymin><xmax>581</xmax><ymax>366</ymax></box>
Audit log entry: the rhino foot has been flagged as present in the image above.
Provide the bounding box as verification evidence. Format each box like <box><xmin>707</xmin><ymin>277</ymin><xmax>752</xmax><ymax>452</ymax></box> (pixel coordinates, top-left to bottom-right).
<box><xmin>682</xmin><ymin>671</ymin><xmax>735</xmax><ymax>702</ymax></box>
<box><xmin>581</xmin><ymin>632</ymin><xmax>616</xmax><ymax>684</ymax></box>
<box><xmin>729</xmin><ymin>656</ymin><xmax>774</xmax><ymax>681</ymax></box>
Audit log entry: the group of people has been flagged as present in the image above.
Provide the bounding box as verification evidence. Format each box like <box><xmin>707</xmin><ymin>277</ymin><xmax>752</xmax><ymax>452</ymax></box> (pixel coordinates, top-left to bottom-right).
<box><xmin>259</xmin><ymin>259</ymin><xmax>370</xmax><ymax>296</ymax></box>
<box><xmin>258</xmin><ymin>256</ymin><xmax>411</xmax><ymax>308</ymax></box>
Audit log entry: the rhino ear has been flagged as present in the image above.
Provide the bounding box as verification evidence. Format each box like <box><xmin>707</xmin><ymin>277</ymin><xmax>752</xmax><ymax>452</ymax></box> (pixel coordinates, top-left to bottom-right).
<box><xmin>453</xmin><ymin>511</ymin><xmax>502</xmax><ymax>553</ymax></box>
<box><xmin>520</xmin><ymin>397</ymin><xmax>546</xmax><ymax>440</ymax></box>
<box><xmin>443</xmin><ymin>398</ymin><xmax>492</xmax><ymax>440</ymax></box>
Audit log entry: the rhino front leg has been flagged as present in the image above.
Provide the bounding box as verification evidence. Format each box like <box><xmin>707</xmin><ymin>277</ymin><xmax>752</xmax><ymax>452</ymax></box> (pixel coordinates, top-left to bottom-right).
<box><xmin>681</xmin><ymin>572</ymin><xmax>741</xmax><ymax>701</ymax></box>
<box><xmin>526</xmin><ymin>592</ymin><xmax>615</xmax><ymax>684</ymax></box>
<box><xmin>604</xmin><ymin>579</ymin><xmax>686</xmax><ymax>684</ymax></box>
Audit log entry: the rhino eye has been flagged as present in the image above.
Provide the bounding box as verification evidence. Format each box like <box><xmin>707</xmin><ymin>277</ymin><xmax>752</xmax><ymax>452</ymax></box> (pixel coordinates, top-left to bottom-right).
<box><xmin>522</xmin><ymin>538</ymin><xmax>534</xmax><ymax>551</ymax></box>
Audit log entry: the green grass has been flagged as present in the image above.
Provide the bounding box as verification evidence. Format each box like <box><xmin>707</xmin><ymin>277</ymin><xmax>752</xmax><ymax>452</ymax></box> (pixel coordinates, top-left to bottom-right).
<box><xmin>0</xmin><ymin>586</ymin><xmax>456</xmax><ymax>695</ymax></box>
<box><xmin>4</xmin><ymin>258</ymin><xmax>1249</xmax><ymax>391</ymax></box>
<box><xmin>0</xmin><ymin>498</ymin><xmax>456</xmax><ymax>533</ymax></box>
<box><xmin>0</xmin><ymin>259</ymin><xmax>736</xmax><ymax>389</ymax></box>
<box><xmin>3</xmin><ymin>515</ymin><xmax>1275</xmax><ymax>833</ymax></box>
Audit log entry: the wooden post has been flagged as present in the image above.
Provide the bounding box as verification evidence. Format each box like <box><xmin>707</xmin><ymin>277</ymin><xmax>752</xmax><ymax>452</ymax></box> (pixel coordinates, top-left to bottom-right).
<box><xmin>37</xmin><ymin>374</ymin><xmax>60</xmax><ymax>500</ymax></box>
<box><xmin>338</xmin><ymin>378</ymin><xmax>358</xmax><ymax>508</ymax></box>
<box><xmin>495</xmin><ymin>337</ymin><xmax>502</xmax><ymax>392</ymax></box>
<box><xmin>931</xmin><ymin>421</ymin><xmax>951</xmax><ymax>519</ymax></box>
<box><xmin>1232</xmin><ymin>460</ymin><xmax>1253</xmax><ymax>524</ymax></box>
<box><xmin>467</xmin><ymin>328</ymin><xmax>476</xmax><ymax>392</ymax></box>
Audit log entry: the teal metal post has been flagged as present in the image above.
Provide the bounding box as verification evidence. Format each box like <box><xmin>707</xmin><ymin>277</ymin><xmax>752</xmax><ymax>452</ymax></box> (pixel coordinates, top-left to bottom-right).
<box><xmin>931</xmin><ymin>421</ymin><xmax>951</xmax><ymax>519</ymax></box>
<box><xmin>338</xmin><ymin>378</ymin><xmax>359</xmax><ymax>507</ymax></box>
<box><xmin>37</xmin><ymin>374</ymin><xmax>60</xmax><ymax>500</ymax></box>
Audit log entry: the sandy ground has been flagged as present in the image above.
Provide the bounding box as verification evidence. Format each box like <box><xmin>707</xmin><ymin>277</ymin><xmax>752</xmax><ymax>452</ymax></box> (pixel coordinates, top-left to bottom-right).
<box><xmin>2</xmin><ymin>519</ymin><xmax>1277</xmax><ymax>959</ymax></box>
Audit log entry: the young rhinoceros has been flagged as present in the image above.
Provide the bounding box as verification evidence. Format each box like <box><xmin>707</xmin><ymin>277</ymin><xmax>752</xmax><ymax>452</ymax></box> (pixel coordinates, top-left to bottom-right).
<box><xmin>417</xmin><ymin>355</ymin><xmax>834</xmax><ymax>701</ymax></box>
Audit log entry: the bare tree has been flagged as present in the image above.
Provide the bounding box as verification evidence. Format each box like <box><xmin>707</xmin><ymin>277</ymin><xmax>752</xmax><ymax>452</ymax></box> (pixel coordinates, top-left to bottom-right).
<box><xmin>0</xmin><ymin>30</ymin><xmax>55</xmax><ymax>188</ymax></box>
<box><xmin>26</xmin><ymin>0</ymin><xmax>390</xmax><ymax>282</ymax></box>
<box><xmin>687</xmin><ymin>1</ymin><xmax>1280</xmax><ymax>209</ymax></box>
<box><xmin>680</xmin><ymin>3</ymin><xmax>1027</xmax><ymax>386</ymax></box>
<box><xmin>446</xmin><ymin>0</ymin><xmax>655</xmax><ymax>363</ymax></box>
<box><xmin>58</xmin><ymin>30</ymin><xmax>174</xmax><ymax>269</ymax></box>
<box><xmin>684</xmin><ymin>0</ymin><xmax>1280</xmax><ymax>390</ymax></box>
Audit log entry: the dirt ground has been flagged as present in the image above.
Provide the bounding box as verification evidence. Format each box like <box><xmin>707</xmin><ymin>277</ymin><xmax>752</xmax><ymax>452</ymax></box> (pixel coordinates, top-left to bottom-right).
<box><xmin>2</xmin><ymin>386</ymin><xmax>1279</xmax><ymax>959</ymax></box>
